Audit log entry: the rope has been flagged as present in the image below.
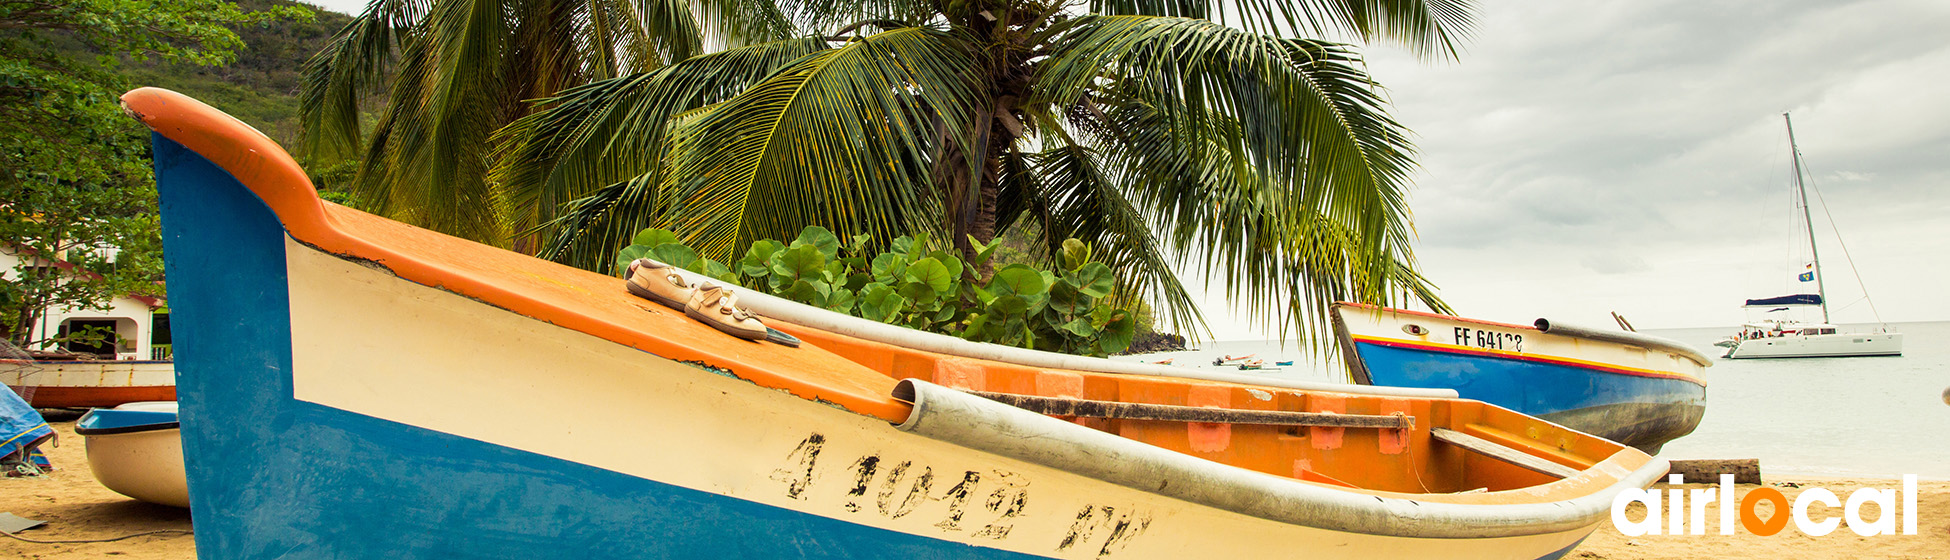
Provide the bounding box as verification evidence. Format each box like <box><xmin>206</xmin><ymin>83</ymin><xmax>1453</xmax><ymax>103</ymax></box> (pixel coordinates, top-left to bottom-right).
<box><xmin>0</xmin><ymin>527</ymin><xmax>192</xmax><ymax>544</ymax></box>
<box><xmin>1796</xmin><ymin>152</ymin><xmax>1888</xmax><ymax>325</ymax></box>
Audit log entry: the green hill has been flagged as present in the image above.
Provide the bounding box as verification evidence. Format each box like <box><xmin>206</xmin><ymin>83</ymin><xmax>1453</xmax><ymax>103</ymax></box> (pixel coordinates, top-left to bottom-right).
<box><xmin>113</xmin><ymin>0</ymin><xmax>355</xmax><ymax>149</ymax></box>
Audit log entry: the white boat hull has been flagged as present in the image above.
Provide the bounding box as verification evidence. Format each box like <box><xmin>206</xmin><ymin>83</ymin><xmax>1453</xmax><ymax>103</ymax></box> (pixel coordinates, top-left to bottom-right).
<box><xmin>78</xmin><ymin>402</ymin><xmax>189</xmax><ymax>508</ymax></box>
<box><xmin>1725</xmin><ymin>332</ymin><xmax>1903</xmax><ymax>359</ymax></box>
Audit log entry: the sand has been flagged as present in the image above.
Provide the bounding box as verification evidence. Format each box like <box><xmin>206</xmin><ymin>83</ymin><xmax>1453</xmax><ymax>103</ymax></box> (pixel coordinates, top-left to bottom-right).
<box><xmin>0</xmin><ymin>418</ymin><xmax>194</xmax><ymax>560</ymax></box>
<box><xmin>1577</xmin><ymin>476</ymin><xmax>1950</xmax><ymax>559</ymax></box>
<box><xmin>3</xmin><ymin>418</ymin><xmax>1945</xmax><ymax>559</ymax></box>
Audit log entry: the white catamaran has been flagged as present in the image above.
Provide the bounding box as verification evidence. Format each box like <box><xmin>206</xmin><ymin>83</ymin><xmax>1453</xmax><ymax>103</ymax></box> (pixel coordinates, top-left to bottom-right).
<box><xmin>1718</xmin><ymin>114</ymin><xmax>1902</xmax><ymax>359</ymax></box>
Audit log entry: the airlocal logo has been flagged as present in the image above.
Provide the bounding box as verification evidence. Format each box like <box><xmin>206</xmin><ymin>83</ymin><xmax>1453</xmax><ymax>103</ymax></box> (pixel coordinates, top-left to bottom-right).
<box><xmin>1612</xmin><ymin>474</ymin><xmax>1919</xmax><ymax>537</ymax></box>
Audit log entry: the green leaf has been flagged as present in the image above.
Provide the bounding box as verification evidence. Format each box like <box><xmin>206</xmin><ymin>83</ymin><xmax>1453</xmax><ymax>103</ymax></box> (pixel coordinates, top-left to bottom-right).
<box><xmin>898</xmin><ymin>281</ymin><xmax>938</xmax><ymax>307</ymax></box>
<box><xmin>989</xmin><ymin>294</ymin><xmax>1030</xmax><ymax>315</ymax></box>
<box><xmin>870</xmin><ymin>252</ymin><xmax>908</xmax><ymax>284</ymax></box>
<box><xmin>772</xmin><ymin>244</ymin><xmax>826</xmax><ymax>280</ymax></box>
<box><xmin>1099</xmin><ymin>313</ymin><xmax>1137</xmax><ymax>354</ymax></box>
<box><xmin>925</xmin><ymin>250</ymin><xmax>965</xmax><ymax>282</ymax></box>
<box><xmin>782</xmin><ymin>279</ymin><xmax>824</xmax><ymax>305</ymax></box>
<box><xmin>904</xmin><ymin>257</ymin><xmax>953</xmax><ymax>295</ymax></box>
<box><xmin>1070</xmin><ymin>262</ymin><xmax>1115</xmax><ymax>298</ymax></box>
<box><xmin>965</xmin><ymin>235</ymin><xmax>999</xmax><ymax>268</ymax></box>
<box><xmin>858</xmin><ymin>283</ymin><xmax>907</xmax><ymax>323</ymax></box>
<box><xmin>908</xmin><ymin>231</ymin><xmax>931</xmax><ymax>256</ymax></box>
<box><xmin>889</xmin><ymin>235</ymin><xmax>916</xmax><ymax>257</ymax></box>
<box><xmin>962</xmin><ymin>312</ymin><xmax>989</xmax><ymax>340</ymax></box>
<box><xmin>633</xmin><ymin>228</ymin><xmax>682</xmax><ymax>248</ymax></box>
<box><xmin>1047</xmin><ymin>282</ymin><xmax>1083</xmax><ymax>315</ymax></box>
<box><xmin>740</xmin><ymin>240</ymin><xmax>785</xmax><ymax>277</ymax></box>
<box><xmin>1061</xmin><ymin>238</ymin><xmax>1090</xmax><ymax>270</ymax></box>
<box><xmin>825</xmin><ymin>288</ymin><xmax>856</xmax><ymax>313</ymax></box>
<box><xmin>650</xmin><ymin>243</ymin><xmax>700</xmax><ymax>270</ymax></box>
<box><xmin>989</xmin><ymin>264</ymin><xmax>1047</xmax><ymax>297</ymax></box>
<box><xmin>793</xmin><ymin>226</ymin><xmax>841</xmax><ymax>259</ymax></box>
<box><xmin>1059</xmin><ymin>317</ymin><xmax>1096</xmax><ymax>338</ymax></box>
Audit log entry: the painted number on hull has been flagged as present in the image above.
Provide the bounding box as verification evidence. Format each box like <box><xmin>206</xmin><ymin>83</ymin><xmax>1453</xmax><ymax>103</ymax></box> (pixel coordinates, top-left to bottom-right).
<box><xmin>1058</xmin><ymin>505</ymin><xmax>1152</xmax><ymax>558</ymax></box>
<box><xmin>770</xmin><ymin>433</ymin><xmax>1149</xmax><ymax>557</ymax></box>
<box><xmin>1453</xmin><ymin>327</ymin><xmax>1522</xmax><ymax>352</ymax></box>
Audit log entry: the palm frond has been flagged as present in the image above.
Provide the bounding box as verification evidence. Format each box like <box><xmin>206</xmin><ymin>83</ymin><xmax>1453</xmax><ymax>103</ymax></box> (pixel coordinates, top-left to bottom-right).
<box><xmin>654</xmin><ymin>26</ymin><xmax>981</xmax><ymax>261</ymax></box>
<box><xmin>1036</xmin><ymin>15</ymin><xmax>1445</xmax><ymax>349</ymax></box>
<box><xmin>1023</xmin><ymin>143</ymin><xmax>1209</xmax><ymax>336</ymax></box>
<box><xmin>298</xmin><ymin>0</ymin><xmax>430</xmax><ymax>161</ymax></box>
<box><xmin>492</xmin><ymin>36</ymin><xmax>831</xmax><ymax>269</ymax></box>
<box><xmin>1084</xmin><ymin>0</ymin><xmax>1474</xmax><ymax>57</ymax></box>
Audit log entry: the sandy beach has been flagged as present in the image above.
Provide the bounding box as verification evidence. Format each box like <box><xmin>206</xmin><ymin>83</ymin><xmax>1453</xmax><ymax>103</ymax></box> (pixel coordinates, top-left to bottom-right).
<box><xmin>3</xmin><ymin>419</ymin><xmax>1944</xmax><ymax>559</ymax></box>
<box><xmin>1</xmin><ymin>418</ymin><xmax>194</xmax><ymax>559</ymax></box>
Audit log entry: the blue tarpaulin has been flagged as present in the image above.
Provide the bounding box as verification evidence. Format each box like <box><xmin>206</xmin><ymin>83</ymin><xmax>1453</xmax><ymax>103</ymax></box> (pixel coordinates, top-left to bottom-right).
<box><xmin>1</xmin><ymin>386</ymin><xmax>53</xmax><ymax>468</ymax></box>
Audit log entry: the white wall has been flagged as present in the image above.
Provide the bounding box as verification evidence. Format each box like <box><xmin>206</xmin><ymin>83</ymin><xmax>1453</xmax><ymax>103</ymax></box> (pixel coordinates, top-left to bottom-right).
<box><xmin>0</xmin><ymin>246</ymin><xmax>162</xmax><ymax>360</ymax></box>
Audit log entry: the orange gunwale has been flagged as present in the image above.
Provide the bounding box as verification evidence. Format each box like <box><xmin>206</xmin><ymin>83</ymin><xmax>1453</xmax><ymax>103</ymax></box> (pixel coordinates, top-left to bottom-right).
<box><xmin>125</xmin><ymin>87</ymin><xmax>1650</xmax><ymax>504</ymax></box>
<box><xmin>123</xmin><ymin>87</ymin><xmax>914</xmax><ymax>423</ymax></box>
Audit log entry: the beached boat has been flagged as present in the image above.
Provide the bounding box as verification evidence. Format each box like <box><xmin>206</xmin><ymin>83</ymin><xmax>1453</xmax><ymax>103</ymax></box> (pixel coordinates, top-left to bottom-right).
<box><xmin>1234</xmin><ymin>360</ymin><xmax>1283</xmax><ymax>372</ymax></box>
<box><xmin>128</xmin><ymin>87</ymin><xmax>1666</xmax><ymax>559</ymax></box>
<box><xmin>75</xmin><ymin>401</ymin><xmax>188</xmax><ymax>507</ymax></box>
<box><xmin>1719</xmin><ymin>114</ymin><xmax>1902</xmax><ymax>359</ymax></box>
<box><xmin>0</xmin><ymin>359</ymin><xmax>175</xmax><ymax>408</ymax></box>
<box><xmin>1209</xmin><ymin>355</ymin><xmax>1255</xmax><ymax>368</ymax></box>
<box><xmin>1333</xmin><ymin>303</ymin><xmax>1712</xmax><ymax>454</ymax></box>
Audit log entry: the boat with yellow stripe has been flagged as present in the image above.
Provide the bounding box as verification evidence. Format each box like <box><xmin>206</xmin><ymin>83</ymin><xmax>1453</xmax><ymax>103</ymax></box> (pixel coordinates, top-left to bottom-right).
<box><xmin>129</xmin><ymin>87</ymin><xmax>1668</xmax><ymax>560</ymax></box>
<box><xmin>1333</xmin><ymin>303</ymin><xmax>1712</xmax><ymax>454</ymax></box>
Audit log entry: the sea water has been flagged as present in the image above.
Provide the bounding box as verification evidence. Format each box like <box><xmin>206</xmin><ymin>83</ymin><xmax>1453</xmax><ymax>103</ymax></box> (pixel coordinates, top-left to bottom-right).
<box><xmin>1115</xmin><ymin>321</ymin><xmax>1950</xmax><ymax>479</ymax></box>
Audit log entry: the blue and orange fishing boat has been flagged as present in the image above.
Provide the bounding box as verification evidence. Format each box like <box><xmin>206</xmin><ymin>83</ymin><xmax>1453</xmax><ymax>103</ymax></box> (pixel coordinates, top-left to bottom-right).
<box><xmin>1333</xmin><ymin>303</ymin><xmax>1712</xmax><ymax>454</ymax></box>
<box><xmin>130</xmin><ymin>87</ymin><xmax>1668</xmax><ymax>559</ymax></box>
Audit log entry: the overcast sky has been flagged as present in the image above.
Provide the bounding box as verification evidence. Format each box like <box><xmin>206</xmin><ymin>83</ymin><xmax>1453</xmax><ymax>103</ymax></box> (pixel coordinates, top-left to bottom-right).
<box><xmin>306</xmin><ymin>0</ymin><xmax>1950</xmax><ymax>337</ymax></box>
<box><xmin>1194</xmin><ymin>0</ymin><xmax>1950</xmax><ymax>337</ymax></box>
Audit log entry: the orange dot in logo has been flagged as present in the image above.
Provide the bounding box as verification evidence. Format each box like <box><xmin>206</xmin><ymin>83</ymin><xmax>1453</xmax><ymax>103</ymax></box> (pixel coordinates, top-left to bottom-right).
<box><xmin>1740</xmin><ymin>487</ymin><xmax>1790</xmax><ymax>536</ymax></box>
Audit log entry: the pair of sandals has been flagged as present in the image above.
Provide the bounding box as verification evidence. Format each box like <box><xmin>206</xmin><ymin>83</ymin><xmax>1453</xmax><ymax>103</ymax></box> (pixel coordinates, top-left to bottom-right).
<box><xmin>625</xmin><ymin>258</ymin><xmax>799</xmax><ymax>347</ymax></box>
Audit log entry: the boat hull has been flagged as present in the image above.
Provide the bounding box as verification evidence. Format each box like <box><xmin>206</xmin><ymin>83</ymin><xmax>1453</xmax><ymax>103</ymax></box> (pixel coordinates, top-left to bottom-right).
<box><xmin>1336</xmin><ymin>305</ymin><xmax>1708</xmax><ymax>454</ymax></box>
<box><xmin>134</xmin><ymin>87</ymin><xmax>1658</xmax><ymax>560</ymax></box>
<box><xmin>0</xmin><ymin>360</ymin><xmax>175</xmax><ymax>408</ymax></box>
<box><xmin>76</xmin><ymin>403</ymin><xmax>188</xmax><ymax>507</ymax></box>
<box><xmin>1725</xmin><ymin>332</ymin><xmax>1903</xmax><ymax>358</ymax></box>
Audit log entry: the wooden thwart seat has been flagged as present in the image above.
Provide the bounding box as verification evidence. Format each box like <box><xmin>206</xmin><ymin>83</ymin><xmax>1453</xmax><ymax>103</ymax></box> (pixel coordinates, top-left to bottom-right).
<box><xmin>1433</xmin><ymin>428</ymin><xmax>1580</xmax><ymax>479</ymax></box>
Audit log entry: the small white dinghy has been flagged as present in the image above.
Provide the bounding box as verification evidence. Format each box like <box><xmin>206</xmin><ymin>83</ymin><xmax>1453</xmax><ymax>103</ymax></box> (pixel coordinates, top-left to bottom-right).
<box><xmin>75</xmin><ymin>401</ymin><xmax>188</xmax><ymax>508</ymax></box>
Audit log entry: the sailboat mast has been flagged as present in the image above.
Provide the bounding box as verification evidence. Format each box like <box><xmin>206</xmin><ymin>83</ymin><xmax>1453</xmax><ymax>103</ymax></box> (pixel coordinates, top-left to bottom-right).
<box><xmin>1783</xmin><ymin>113</ymin><xmax>1830</xmax><ymax>323</ymax></box>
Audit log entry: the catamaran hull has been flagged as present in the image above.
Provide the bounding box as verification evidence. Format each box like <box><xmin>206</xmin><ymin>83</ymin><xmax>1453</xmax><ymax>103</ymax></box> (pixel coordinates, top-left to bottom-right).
<box><xmin>1725</xmin><ymin>332</ymin><xmax>1903</xmax><ymax>358</ymax></box>
<box><xmin>1336</xmin><ymin>306</ymin><xmax>1709</xmax><ymax>454</ymax></box>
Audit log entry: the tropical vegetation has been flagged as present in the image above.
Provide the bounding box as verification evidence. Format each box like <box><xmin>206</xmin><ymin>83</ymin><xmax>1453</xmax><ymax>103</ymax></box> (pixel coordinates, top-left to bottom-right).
<box><xmin>622</xmin><ymin>225</ymin><xmax>1139</xmax><ymax>355</ymax></box>
<box><xmin>305</xmin><ymin>0</ymin><xmax>1471</xmax><ymax>349</ymax></box>
<box><xmin>0</xmin><ymin>0</ymin><xmax>305</xmax><ymax>348</ymax></box>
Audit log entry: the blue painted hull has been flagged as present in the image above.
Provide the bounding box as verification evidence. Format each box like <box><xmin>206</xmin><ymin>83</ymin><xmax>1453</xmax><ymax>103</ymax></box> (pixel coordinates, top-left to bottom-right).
<box><xmin>153</xmin><ymin>135</ymin><xmax>1045</xmax><ymax>559</ymax></box>
<box><xmin>1351</xmin><ymin>341</ymin><xmax>1705</xmax><ymax>453</ymax></box>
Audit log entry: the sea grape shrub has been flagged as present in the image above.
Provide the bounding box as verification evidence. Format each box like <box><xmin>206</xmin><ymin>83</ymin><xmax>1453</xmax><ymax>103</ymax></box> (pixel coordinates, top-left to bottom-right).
<box><xmin>615</xmin><ymin>227</ymin><xmax>1137</xmax><ymax>356</ymax></box>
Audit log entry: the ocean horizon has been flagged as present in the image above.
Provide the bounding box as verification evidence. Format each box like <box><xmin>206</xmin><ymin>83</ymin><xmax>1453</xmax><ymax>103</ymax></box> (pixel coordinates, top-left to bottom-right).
<box><xmin>1117</xmin><ymin>320</ymin><xmax>1950</xmax><ymax>480</ymax></box>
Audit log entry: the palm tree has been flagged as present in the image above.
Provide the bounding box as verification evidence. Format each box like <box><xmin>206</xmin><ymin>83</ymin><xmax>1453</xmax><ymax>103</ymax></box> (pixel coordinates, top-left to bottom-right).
<box><xmin>299</xmin><ymin>0</ymin><xmax>792</xmax><ymax>243</ymax></box>
<box><xmin>503</xmin><ymin>0</ymin><xmax>1470</xmax><ymax>343</ymax></box>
